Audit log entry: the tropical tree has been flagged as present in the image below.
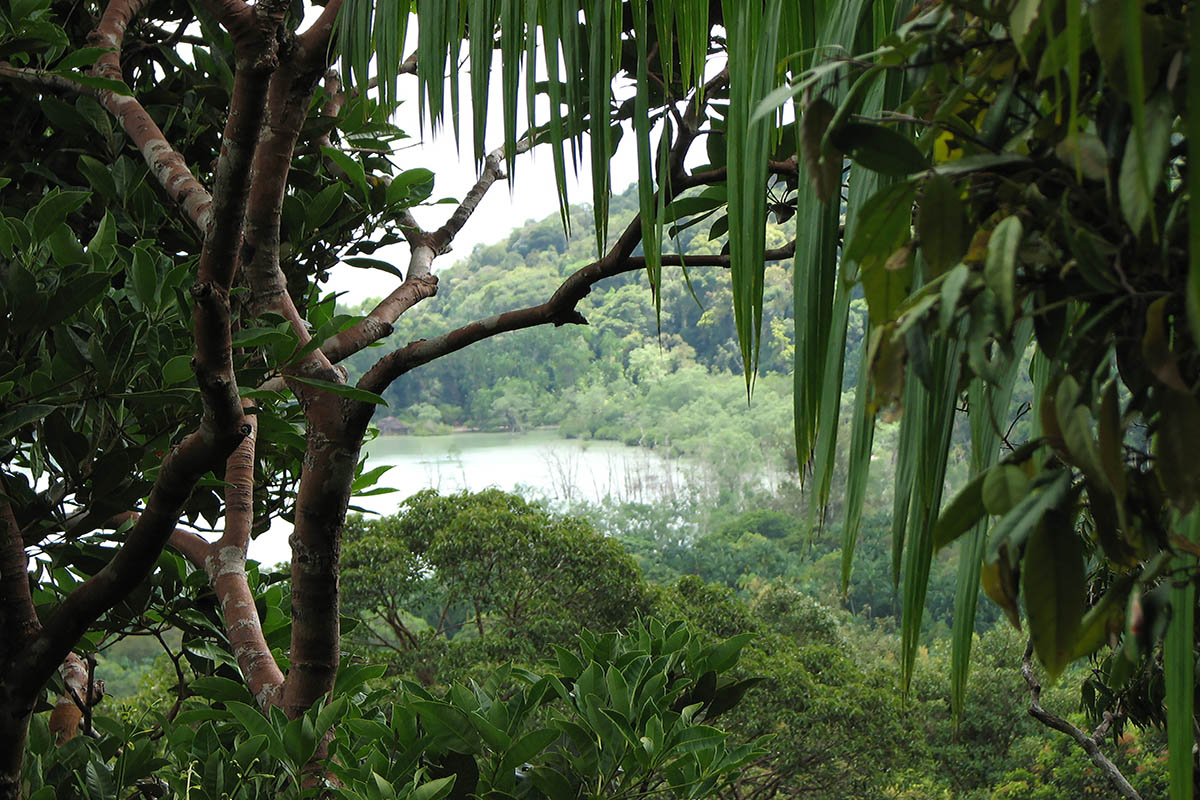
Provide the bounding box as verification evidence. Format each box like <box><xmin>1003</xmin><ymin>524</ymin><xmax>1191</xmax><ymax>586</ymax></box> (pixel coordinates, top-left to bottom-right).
<box><xmin>340</xmin><ymin>489</ymin><xmax>649</xmax><ymax>671</ymax></box>
<box><xmin>0</xmin><ymin>0</ymin><xmax>800</xmax><ymax>795</ymax></box>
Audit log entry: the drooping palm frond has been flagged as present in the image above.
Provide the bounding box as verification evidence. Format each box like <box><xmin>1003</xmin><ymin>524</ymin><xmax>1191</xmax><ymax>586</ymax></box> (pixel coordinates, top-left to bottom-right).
<box><xmin>724</xmin><ymin>0</ymin><xmax>783</xmax><ymax>385</ymax></box>
<box><xmin>950</xmin><ymin>322</ymin><xmax>1030</xmax><ymax>723</ymax></box>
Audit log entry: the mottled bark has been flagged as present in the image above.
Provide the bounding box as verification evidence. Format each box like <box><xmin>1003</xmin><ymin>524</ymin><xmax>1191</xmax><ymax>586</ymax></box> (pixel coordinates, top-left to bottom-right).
<box><xmin>208</xmin><ymin>410</ymin><xmax>285</xmax><ymax>708</ymax></box>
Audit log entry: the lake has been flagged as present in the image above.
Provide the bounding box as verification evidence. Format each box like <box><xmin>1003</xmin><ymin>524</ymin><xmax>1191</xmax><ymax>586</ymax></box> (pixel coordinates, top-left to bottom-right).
<box><xmin>248</xmin><ymin>430</ymin><xmax>687</xmax><ymax>566</ymax></box>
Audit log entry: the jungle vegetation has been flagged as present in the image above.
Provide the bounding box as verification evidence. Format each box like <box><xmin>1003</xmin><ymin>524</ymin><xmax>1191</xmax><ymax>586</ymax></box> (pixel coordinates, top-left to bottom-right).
<box><xmin>0</xmin><ymin>0</ymin><xmax>1198</xmax><ymax>798</ymax></box>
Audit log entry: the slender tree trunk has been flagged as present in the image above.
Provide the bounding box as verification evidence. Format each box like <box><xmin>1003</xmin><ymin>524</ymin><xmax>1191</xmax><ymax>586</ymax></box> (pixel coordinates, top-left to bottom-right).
<box><xmin>0</xmin><ymin>490</ymin><xmax>40</xmax><ymax>800</ymax></box>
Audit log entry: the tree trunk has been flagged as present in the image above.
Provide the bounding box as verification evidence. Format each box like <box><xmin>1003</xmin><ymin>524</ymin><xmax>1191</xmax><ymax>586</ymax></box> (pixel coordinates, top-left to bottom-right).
<box><xmin>0</xmin><ymin>695</ymin><xmax>32</xmax><ymax>800</ymax></box>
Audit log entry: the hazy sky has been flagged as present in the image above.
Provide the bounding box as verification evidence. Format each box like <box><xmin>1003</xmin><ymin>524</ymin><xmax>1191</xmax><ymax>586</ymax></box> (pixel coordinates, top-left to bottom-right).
<box><xmin>321</xmin><ymin>37</ymin><xmax>643</xmax><ymax>305</ymax></box>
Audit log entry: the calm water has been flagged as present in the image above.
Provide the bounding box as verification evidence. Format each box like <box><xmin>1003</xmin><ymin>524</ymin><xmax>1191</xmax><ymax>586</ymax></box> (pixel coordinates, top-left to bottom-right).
<box><xmin>248</xmin><ymin>431</ymin><xmax>687</xmax><ymax>566</ymax></box>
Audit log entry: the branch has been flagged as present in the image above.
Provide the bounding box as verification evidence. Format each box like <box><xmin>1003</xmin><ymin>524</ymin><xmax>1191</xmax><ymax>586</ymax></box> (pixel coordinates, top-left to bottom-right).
<box><xmin>84</xmin><ymin>0</ymin><xmax>215</xmax><ymax>235</ymax></box>
<box><xmin>0</xmin><ymin>488</ymin><xmax>40</xmax><ymax>654</ymax></box>
<box><xmin>0</xmin><ymin>62</ymin><xmax>92</xmax><ymax>93</ymax></box>
<box><xmin>168</xmin><ymin>528</ymin><xmax>211</xmax><ymax>569</ymax></box>
<box><xmin>17</xmin><ymin>283</ymin><xmax>250</xmax><ymax>698</ymax></box>
<box><xmin>296</xmin><ymin>0</ymin><xmax>344</xmax><ymax>60</ymax></box>
<box><xmin>1022</xmin><ymin>641</ymin><xmax>1143</xmax><ymax>800</ymax></box>
<box><xmin>321</xmin><ymin>136</ymin><xmax>537</xmax><ymax>365</ymax></box>
<box><xmin>628</xmin><ymin>242</ymin><xmax>796</xmax><ymax>269</ymax></box>
<box><xmin>429</xmin><ymin>136</ymin><xmax>537</xmax><ymax>252</ymax></box>
<box><xmin>209</xmin><ymin>409</ymin><xmax>284</xmax><ymax>708</ymax></box>
<box><xmin>193</xmin><ymin>1</ymin><xmax>284</xmax><ymax>291</ymax></box>
<box><xmin>357</xmin><ymin>239</ymin><xmax>794</xmax><ymax>395</ymax></box>
<box><xmin>676</xmin><ymin>158</ymin><xmax>799</xmax><ymax>192</ymax></box>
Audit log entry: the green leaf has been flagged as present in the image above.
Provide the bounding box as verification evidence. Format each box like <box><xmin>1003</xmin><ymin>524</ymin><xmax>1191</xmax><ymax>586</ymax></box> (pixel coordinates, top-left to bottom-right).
<box><xmin>1022</xmin><ymin>511</ymin><xmax>1085</xmax><ymax>682</ymax></box>
<box><xmin>799</xmin><ymin>97</ymin><xmax>841</xmax><ymax>204</ymax></box>
<box><xmin>0</xmin><ymin>405</ymin><xmax>55</xmax><ymax>438</ymax></box>
<box><xmin>410</xmin><ymin>775</ymin><xmax>456</xmax><ymax>800</ymax></box>
<box><xmin>77</xmin><ymin>154</ymin><xmax>117</xmax><ymax>199</ymax></box>
<box><xmin>28</xmin><ymin>189</ymin><xmax>90</xmax><ymax>241</ymax></box>
<box><xmin>706</xmin><ymin>632</ymin><xmax>755</xmax><ymax>673</ymax></box>
<box><xmin>52</xmin><ymin>71</ymin><xmax>132</xmax><ymax>94</ymax></box>
<box><xmin>282</xmin><ymin>716</ymin><xmax>319</xmax><ymax>768</ymax></box>
<box><xmin>334</xmin><ymin>663</ymin><xmax>386</xmax><ymax>695</ymax></box>
<box><xmin>85</xmin><ymin>759</ymin><xmax>115</xmax><ymax>799</ymax></box>
<box><xmin>191</xmin><ymin>676</ymin><xmax>254</xmax><ymax>703</ymax></box>
<box><xmin>917</xmin><ymin>175</ymin><xmax>968</xmax><ymax>276</ymax></box>
<box><xmin>830</xmin><ymin>122</ymin><xmax>928</xmax><ymax>176</ymax></box>
<box><xmin>934</xmin><ymin>470</ymin><xmax>988</xmax><ymax>551</ymax></box>
<box><xmin>500</xmin><ymin>727</ymin><xmax>558</xmax><ymax>774</ymax></box>
<box><xmin>845</xmin><ymin>182</ymin><xmax>917</xmax><ymax>285</ymax></box>
<box><xmin>224</xmin><ymin>701</ymin><xmax>281</xmax><ymax>750</ymax></box>
<box><xmin>1117</xmin><ymin>92</ymin><xmax>1172</xmax><ymax>236</ymax></box>
<box><xmin>723</xmin><ymin>0</ymin><xmax>783</xmax><ymax>382</ymax></box>
<box><xmin>987</xmin><ymin>470</ymin><xmax>1073</xmax><ymax>563</ymax></box>
<box><xmin>314</xmin><ymin>696</ymin><xmax>347</xmax><ymax>739</ymax></box>
<box><xmin>1166</xmin><ymin>511</ymin><xmax>1198</xmax><ymax>799</ymax></box>
<box><xmin>1187</xmin><ymin>0</ymin><xmax>1200</xmax><ymax>355</ymax></box>
<box><xmin>343</xmin><ymin>257</ymin><xmax>406</xmax><ymax>280</ymax></box>
<box><xmin>55</xmin><ymin>46</ymin><xmax>108</xmax><ymax>70</ymax></box>
<box><xmin>306</xmin><ymin>184</ymin><xmax>344</xmax><ymax>229</ymax></box>
<box><xmin>162</xmin><ymin>355</ymin><xmax>193</xmax><ymax>385</ymax></box>
<box><xmin>861</xmin><ymin>242</ymin><xmax>914</xmax><ymax>327</ymax></box>
<box><xmin>1072</xmin><ymin>575</ymin><xmax>1135</xmax><ymax>659</ymax></box>
<box><xmin>289</xmin><ymin>375</ymin><xmax>388</xmax><ymax>406</ymax></box>
<box><xmin>1010</xmin><ymin>0</ymin><xmax>1044</xmax><ymax>56</ymax></box>
<box><xmin>982</xmin><ymin>465</ymin><xmax>1031</xmax><ymax>516</ymax></box>
<box><xmin>984</xmin><ymin>215</ymin><xmax>1022</xmax><ymax>329</ymax></box>
<box><xmin>321</xmin><ymin>146</ymin><xmax>370</xmax><ymax>198</ymax></box>
<box><xmin>130</xmin><ymin>246</ymin><xmax>158</xmax><ymax>307</ymax></box>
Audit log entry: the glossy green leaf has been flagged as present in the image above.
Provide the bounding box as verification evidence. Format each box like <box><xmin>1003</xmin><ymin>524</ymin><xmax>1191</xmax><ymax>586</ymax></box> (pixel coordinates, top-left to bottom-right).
<box><xmin>986</xmin><ymin>470</ymin><xmax>1073</xmax><ymax>563</ymax></box>
<box><xmin>306</xmin><ymin>184</ymin><xmax>344</xmax><ymax>230</ymax></box>
<box><xmin>1167</xmin><ymin>511</ymin><xmax>1198</xmax><ymax>800</ymax></box>
<box><xmin>321</xmin><ymin>146</ymin><xmax>369</xmax><ymax>198</ymax></box>
<box><xmin>1189</xmin><ymin>0</ymin><xmax>1200</xmax><ymax>347</ymax></box>
<box><xmin>410</xmin><ymin>775</ymin><xmax>456</xmax><ymax>800</ymax></box>
<box><xmin>933</xmin><ymin>470</ymin><xmax>988</xmax><ymax>552</ymax></box>
<box><xmin>982</xmin><ymin>465</ymin><xmax>1031</xmax><ymax>516</ymax></box>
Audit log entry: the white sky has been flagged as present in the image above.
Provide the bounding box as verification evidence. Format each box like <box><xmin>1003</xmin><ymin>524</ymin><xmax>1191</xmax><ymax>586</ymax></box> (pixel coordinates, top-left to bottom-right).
<box><xmin>320</xmin><ymin>27</ymin><xmax>643</xmax><ymax>304</ymax></box>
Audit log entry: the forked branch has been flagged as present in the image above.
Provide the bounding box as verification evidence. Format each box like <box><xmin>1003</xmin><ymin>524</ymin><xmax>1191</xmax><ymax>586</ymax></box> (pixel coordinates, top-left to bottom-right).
<box><xmin>1021</xmin><ymin>641</ymin><xmax>1142</xmax><ymax>800</ymax></box>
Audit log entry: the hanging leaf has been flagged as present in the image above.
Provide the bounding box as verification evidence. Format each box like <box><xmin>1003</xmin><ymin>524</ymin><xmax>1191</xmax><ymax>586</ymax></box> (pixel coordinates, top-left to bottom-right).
<box><xmin>1022</xmin><ymin>509</ymin><xmax>1086</xmax><ymax>682</ymax></box>
<box><xmin>830</xmin><ymin>122</ymin><xmax>928</xmax><ymax>176</ymax></box>
<box><xmin>917</xmin><ymin>174</ymin><xmax>968</xmax><ymax>276</ymax></box>
<box><xmin>984</xmin><ymin>215</ymin><xmax>1022</xmax><ymax>329</ymax></box>
<box><xmin>982</xmin><ymin>543</ymin><xmax>1023</xmax><ymax>630</ymax></box>
<box><xmin>1117</xmin><ymin>93</ymin><xmax>1172</xmax><ymax>236</ymax></box>
<box><xmin>982</xmin><ymin>464</ymin><xmax>1031</xmax><ymax>516</ymax></box>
